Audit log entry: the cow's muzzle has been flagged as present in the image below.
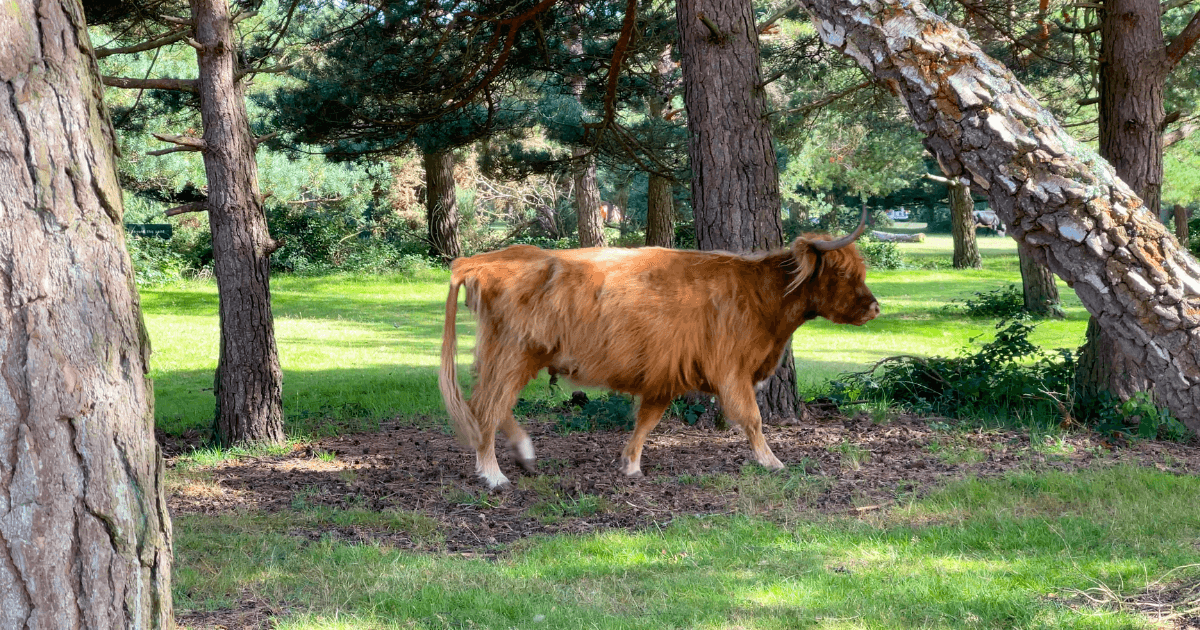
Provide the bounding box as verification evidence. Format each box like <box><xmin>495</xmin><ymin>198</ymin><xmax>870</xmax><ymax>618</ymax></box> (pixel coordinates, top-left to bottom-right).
<box><xmin>857</xmin><ymin>301</ymin><xmax>881</xmax><ymax>325</ymax></box>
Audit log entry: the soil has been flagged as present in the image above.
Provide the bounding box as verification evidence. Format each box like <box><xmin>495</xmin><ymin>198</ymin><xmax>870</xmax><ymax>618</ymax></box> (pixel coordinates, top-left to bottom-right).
<box><xmin>166</xmin><ymin>409</ymin><xmax>1200</xmax><ymax>629</ymax></box>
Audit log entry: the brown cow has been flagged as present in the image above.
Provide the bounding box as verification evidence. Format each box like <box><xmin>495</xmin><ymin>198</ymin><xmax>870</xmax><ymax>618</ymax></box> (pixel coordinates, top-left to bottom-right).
<box><xmin>439</xmin><ymin>214</ymin><xmax>880</xmax><ymax>489</ymax></box>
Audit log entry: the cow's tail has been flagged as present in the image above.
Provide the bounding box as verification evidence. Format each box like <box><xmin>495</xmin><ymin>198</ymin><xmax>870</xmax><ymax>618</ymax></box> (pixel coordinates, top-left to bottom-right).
<box><xmin>439</xmin><ymin>278</ymin><xmax>482</xmax><ymax>449</ymax></box>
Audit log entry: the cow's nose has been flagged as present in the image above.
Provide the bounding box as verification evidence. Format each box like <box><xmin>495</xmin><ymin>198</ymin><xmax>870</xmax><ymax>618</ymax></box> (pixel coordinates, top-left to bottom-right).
<box><xmin>866</xmin><ymin>301</ymin><xmax>881</xmax><ymax>320</ymax></box>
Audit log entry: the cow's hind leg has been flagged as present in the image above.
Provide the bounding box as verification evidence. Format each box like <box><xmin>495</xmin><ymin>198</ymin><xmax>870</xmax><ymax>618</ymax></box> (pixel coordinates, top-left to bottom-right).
<box><xmin>719</xmin><ymin>384</ymin><xmax>785</xmax><ymax>471</ymax></box>
<box><xmin>469</xmin><ymin>353</ymin><xmax>543</xmax><ymax>489</ymax></box>
<box><xmin>619</xmin><ymin>397</ymin><xmax>671</xmax><ymax>477</ymax></box>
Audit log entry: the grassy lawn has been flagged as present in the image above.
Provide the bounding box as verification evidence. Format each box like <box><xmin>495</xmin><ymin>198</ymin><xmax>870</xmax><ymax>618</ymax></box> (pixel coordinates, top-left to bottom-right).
<box><xmin>149</xmin><ymin>234</ymin><xmax>1200</xmax><ymax>629</ymax></box>
<box><xmin>173</xmin><ymin>466</ymin><xmax>1200</xmax><ymax>629</ymax></box>
<box><xmin>141</xmin><ymin>232</ymin><xmax>1087</xmax><ymax>435</ymax></box>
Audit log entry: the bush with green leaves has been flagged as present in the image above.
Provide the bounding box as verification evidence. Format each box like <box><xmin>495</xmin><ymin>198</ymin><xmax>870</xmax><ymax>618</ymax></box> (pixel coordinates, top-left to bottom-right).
<box><xmin>125</xmin><ymin>235</ymin><xmax>190</xmax><ymax>286</ymax></box>
<box><xmin>857</xmin><ymin>237</ymin><xmax>906</xmax><ymax>270</ymax></box>
<box><xmin>830</xmin><ymin>319</ymin><xmax>1074</xmax><ymax>423</ymax></box>
<box><xmin>832</xmin><ymin>319</ymin><xmax>1190</xmax><ymax>442</ymax></box>
<box><xmin>515</xmin><ymin>393</ymin><xmax>634</xmax><ymax>434</ymax></box>
<box><xmin>944</xmin><ymin>284</ymin><xmax>1025</xmax><ymax>319</ymax></box>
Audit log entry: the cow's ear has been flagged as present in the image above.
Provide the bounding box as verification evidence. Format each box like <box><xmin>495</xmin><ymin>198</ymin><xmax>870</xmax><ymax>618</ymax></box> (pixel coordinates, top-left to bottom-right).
<box><xmin>787</xmin><ymin>239</ymin><xmax>818</xmax><ymax>293</ymax></box>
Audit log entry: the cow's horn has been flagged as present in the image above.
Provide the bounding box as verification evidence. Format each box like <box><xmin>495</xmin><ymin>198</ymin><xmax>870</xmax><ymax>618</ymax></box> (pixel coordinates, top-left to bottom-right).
<box><xmin>810</xmin><ymin>207</ymin><xmax>868</xmax><ymax>252</ymax></box>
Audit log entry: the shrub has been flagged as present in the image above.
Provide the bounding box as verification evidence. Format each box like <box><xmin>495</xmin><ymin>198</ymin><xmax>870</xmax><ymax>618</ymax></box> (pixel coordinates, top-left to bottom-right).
<box><xmin>830</xmin><ymin>319</ymin><xmax>1072</xmax><ymax>423</ymax></box>
<box><xmin>125</xmin><ymin>235</ymin><xmax>190</xmax><ymax>286</ymax></box>
<box><xmin>832</xmin><ymin>319</ymin><xmax>1190</xmax><ymax>441</ymax></box>
<box><xmin>857</xmin><ymin>238</ymin><xmax>906</xmax><ymax>270</ymax></box>
<box><xmin>945</xmin><ymin>284</ymin><xmax>1025</xmax><ymax>319</ymax></box>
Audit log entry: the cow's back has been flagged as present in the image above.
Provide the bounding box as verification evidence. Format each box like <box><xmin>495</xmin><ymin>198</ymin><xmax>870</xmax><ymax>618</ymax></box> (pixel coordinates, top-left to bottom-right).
<box><xmin>453</xmin><ymin>245</ymin><xmax>790</xmax><ymax>398</ymax></box>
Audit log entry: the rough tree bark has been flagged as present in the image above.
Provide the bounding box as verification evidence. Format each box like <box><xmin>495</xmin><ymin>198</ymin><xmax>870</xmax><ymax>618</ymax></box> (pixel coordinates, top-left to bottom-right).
<box><xmin>678</xmin><ymin>0</ymin><xmax>798</xmax><ymax>420</ymax></box>
<box><xmin>0</xmin><ymin>0</ymin><xmax>173</xmax><ymax>625</ymax></box>
<box><xmin>570</xmin><ymin>30</ymin><xmax>606</xmax><ymax>248</ymax></box>
<box><xmin>948</xmin><ymin>178</ymin><xmax>982</xmax><ymax>269</ymax></box>
<box><xmin>797</xmin><ymin>0</ymin><xmax>1200</xmax><ymax>432</ymax></box>
<box><xmin>1098</xmin><ymin>0</ymin><xmax>1167</xmax><ymax>221</ymax></box>
<box><xmin>1076</xmin><ymin>0</ymin><xmax>1200</xmax><ymax>404</ymax></box>
<box><xmin>645</xmin><ymin>44</ymin><xmax>677</xmax><ymax>248</ymax></box>
<box><xmin>193</xmin><ymin>0</ymin><xmax>286</xmax><ymax>446</ymax></box>
<box><xmin>424</xmin><ymin>149</ymin><xmax>461</xmax><ymax>262</ymax></box>
<box><xmin>1018</xmin><ymin>244</ymin><xmax>1065</xmax><ymax>318</ymax></box>
<box><xmin>573</xmin><ymin>149</ymin><xmax>606</xmax><ymax>247</ymax></box>
<box><xmin>646</xmin><ymin>173</ymin><xmax>676</xmax><ymax>248</ymax></box>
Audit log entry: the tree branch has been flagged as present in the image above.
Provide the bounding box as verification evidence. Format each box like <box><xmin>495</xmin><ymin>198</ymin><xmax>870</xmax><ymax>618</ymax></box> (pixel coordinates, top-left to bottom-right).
<box><xmin>1055</xmin><ymin>20</ymin><xmax>1101</xmax><ymax>34</ymax></box>
<box><xmin>787</xmin><ymin>79</ymin><xmax>873</xmax><ymax>116</ymax></box>
<box><xmin>253</xmin><ymin>132</ymin><xmax>278</xmax><ymax>149</ymax></box>
<box><xmin>759</xmin><ymin>1</ymin><xmax>802</xmax><ymax>33</ymax></box>
<box><xmin>231</xmin><ymin>9</ymin><xmax>258</xmax><ymax>24</ymax></box>
<box><xmin>156</xmin><ymin>14</ymin><xmax>193</xmax><ymax>26</ymax></box>
<box><xmin>151</xmin><ymin>132</ymin><xmax>207</xmax><ymax>153</ymax></box>
<box><xmin>1162</xmin><ymin>0</ymin><xmax>1195</xmax><ymax>14</ymax></box>
<box><xmin>102</xmin><ymin>76</ymin><xmax>198</xmax><ymax>93</ymax></box>
<box><xmin>165</xmin><ymin>202</ymin><xmax>207</xmax><ymax>217</ymax></box>
<box><xmin>236</xmin><ymin>61</ymin><xmax>296</xmax><ymax>81</ymax></box>
<box><xmin>95</xmin><ymin>28</ymin><xmax>189</xmax><ymax>58</ymax></box>
<box><xmin>1164</xmin><ymin>120</ymin><xmax>1200</xmax><ymax>147</ymax></box>
<box><xmin>1164</xmin><ymin>8</ymin><xmax>1200</xmax><ymax>70</ymax></box>
<box><xmin>697</xmin><ymin>12</ymin><xmax>726</xmax><ymax>41</ymax></box>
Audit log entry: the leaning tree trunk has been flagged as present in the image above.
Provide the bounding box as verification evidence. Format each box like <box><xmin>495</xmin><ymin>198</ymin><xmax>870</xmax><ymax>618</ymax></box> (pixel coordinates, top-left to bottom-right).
<box><xmin>1077</xmin><ymin>0</ymin><xmax>1171</xmax><ymax>403</ymax></box>
<box><xmin>1</xmin><ymin>0</ymin><xmax>173</xmax><ymax>625</ymax></box>
<box><xmin>797</xmin><ymin>0</ymin><xmax>1200</xmax><ymax>433</ymax></box>
<box><xmin>194</xmin><ymin>0</ymin><xmax>286</xmax><ymax>446</ymax></box>
<box><xmin>948</xmin><ymin>178</ymin><xmax>982</xmax><ymax>269</ymax></box>
<box><xmin>424</xmin><ymin>149</ymin><xmax>461</xmax><ymax>262</ymax></box>
<box><xmin>1018</xmin><ymin>244</ymin><xmax>1065</xmax><ymax>318</ymax></box>
<box><xmin>679</xmin><ymin>0</ymin><xmax>798</xmax><ymax>420</ymax></box>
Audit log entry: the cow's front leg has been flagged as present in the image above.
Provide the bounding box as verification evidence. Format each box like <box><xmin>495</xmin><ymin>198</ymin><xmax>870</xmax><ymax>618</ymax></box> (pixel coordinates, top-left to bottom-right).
<box><xmin>719</xmin><ymin>384</ymin><xmax>785</xmax><ymax>471</ymax></box>
<box><xmin>619</xmin><ymin>398</ymin><xmax>670</xmax><ymax>477</ymax></box>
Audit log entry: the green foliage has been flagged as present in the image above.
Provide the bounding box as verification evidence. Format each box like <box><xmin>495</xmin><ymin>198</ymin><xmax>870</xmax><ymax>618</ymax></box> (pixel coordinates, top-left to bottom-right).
<box><xmin>830</xmin><ymin>319</ymin><xmax>1075</xmax><ymax>425</ymax></box>
<box><xmin>945</xmin><ymin>284</ymin><xmax>1026</xmax><ymax>319</ymax></box>
<box><xmin>517</xmin><ymin>393</ymin><xmax>635</xmax><ymax>434</ymax></box>
<box><xmin>835</xmin><ymin>318</ymin><xmax>1190</xmax><ymax>441</ymax></box>
<box><xmin>1076</xmin><ymin>391</ymin><xmax>1190</xmax><ymax>442</ymax></box>
<box><xmin>125</xmin><ymin>234</ymin><xmax>191</xmax><ymax>286</ymax></box>
<box><xmin>856</xmin><ymin>237</ymin><xmax>907</xmax><ymax>270</ymax></box>
<box><xmin>669</xmin><ymin>399</ymin><xmax>709</xmax><ymax>426</ymax></box>
<box><xmin>267</xmin><ymin>203</ymin><xmax>435</xmax><ymax>275</ymax></box>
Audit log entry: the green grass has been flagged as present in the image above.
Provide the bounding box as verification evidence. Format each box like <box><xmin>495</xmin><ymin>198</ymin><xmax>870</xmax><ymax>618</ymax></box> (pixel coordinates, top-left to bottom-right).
<box><xmin>173</xmin><ymin>466</ymin><xmax>1200</xmax><ymax>628</ymax></box>
<box><xmin>142</xmin><ymin>235</ymin><xmax>1087</xmax><ymax>436</ymax></box>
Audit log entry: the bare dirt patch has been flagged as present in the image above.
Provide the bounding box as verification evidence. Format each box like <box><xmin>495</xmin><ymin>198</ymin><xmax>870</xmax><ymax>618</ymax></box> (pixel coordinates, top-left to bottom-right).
<box><xmin>164</xmin><ymin>411</ymin><xmax>1199</xmax><ymax>629</ymax></box>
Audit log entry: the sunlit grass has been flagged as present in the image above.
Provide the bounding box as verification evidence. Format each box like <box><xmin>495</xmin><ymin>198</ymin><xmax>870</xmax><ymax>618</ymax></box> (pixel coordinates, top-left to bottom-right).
<box><xmin>142</xmin><ymin>237</ymin><xmax>1089</xmax><ymax>436</ymax></box>
<box><xmin>172</xmin><ymin>466</ymin><xmax>1200</xmax><ymax>628</ymax></box>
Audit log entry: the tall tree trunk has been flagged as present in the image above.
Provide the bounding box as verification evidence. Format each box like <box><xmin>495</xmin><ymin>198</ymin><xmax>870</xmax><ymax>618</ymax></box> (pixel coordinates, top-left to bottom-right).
<box><xmin>949</xmin><ymin>178</ymin><xmax>982</xmax><ymax>269</ymax></box>
<box><xmin>797</xmin><ymin>0</ymin><xmax>1200</xmax><ymax>433</ymax></box>
<box><xmin>1175</xmin><ymin>204</ymin><xmax>1190</xmax><ymax>243</ymax></box>
<box><xmin>194</xmin><ymin>0</ymin><xmax>285</xmax><ymax>446</ymax></box>
<box><xmin>1099</xmin><ymin>0</ymin><xmax>1166</xmax><ymax>222</ymax></box>
<box><xmin>1018</xmin><ymin>244</ymin><xmax>1065</xmax><ymax>318</ymax></box>
<box><xmin>1077</xmin><ymin>0</ymin><xmax>1171</xmax><ymax>406</ymax></box>
<box><xmin>424</xmin><ymin>149</ymin><xmax>461</xmax><ymax>262</ymax></box>
<box><xmin>679</xmin><ymin>0</ymin><xmax>798</xmax><ymax>420</ymax></box>
<box><xmin>1</xmin><ymin>0</ymin><xmax>172</xmax><ymax>625</ymax></box>
<box><xmin>573</xmin><ymin>148</ymin><xmax>606</xmax><ymax>247</ymax></box>
<box><xmin>570</xmin><ymin>30</ymin><xmax>606</xmax><ymax>248</ymax></box>
<box><xmin>646</xmin><ymin>173</ymin><xmax>676</xmax><ymax>247</ymax></box>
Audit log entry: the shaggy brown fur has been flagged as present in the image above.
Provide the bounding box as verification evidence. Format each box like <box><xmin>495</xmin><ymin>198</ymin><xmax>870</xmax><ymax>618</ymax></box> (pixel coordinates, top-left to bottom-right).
<box><xmin>439</xmin><ymin>235</ymin><xmax>880</xmax><ymax>488</ymax></box>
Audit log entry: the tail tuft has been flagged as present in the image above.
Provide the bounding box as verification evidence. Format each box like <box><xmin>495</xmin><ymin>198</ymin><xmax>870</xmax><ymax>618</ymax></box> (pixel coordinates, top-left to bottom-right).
<box><xmin>439</xmin><ymin>280</ymin><xmax>482</xmax><ymax>448</ymax></box>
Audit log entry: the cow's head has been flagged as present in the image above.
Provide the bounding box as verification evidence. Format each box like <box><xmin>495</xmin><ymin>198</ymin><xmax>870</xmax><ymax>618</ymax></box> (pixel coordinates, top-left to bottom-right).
<box><xmin>787</xmin><ymin>209</ymin><xmax>881</xmax><ymax>326</ymax></box>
